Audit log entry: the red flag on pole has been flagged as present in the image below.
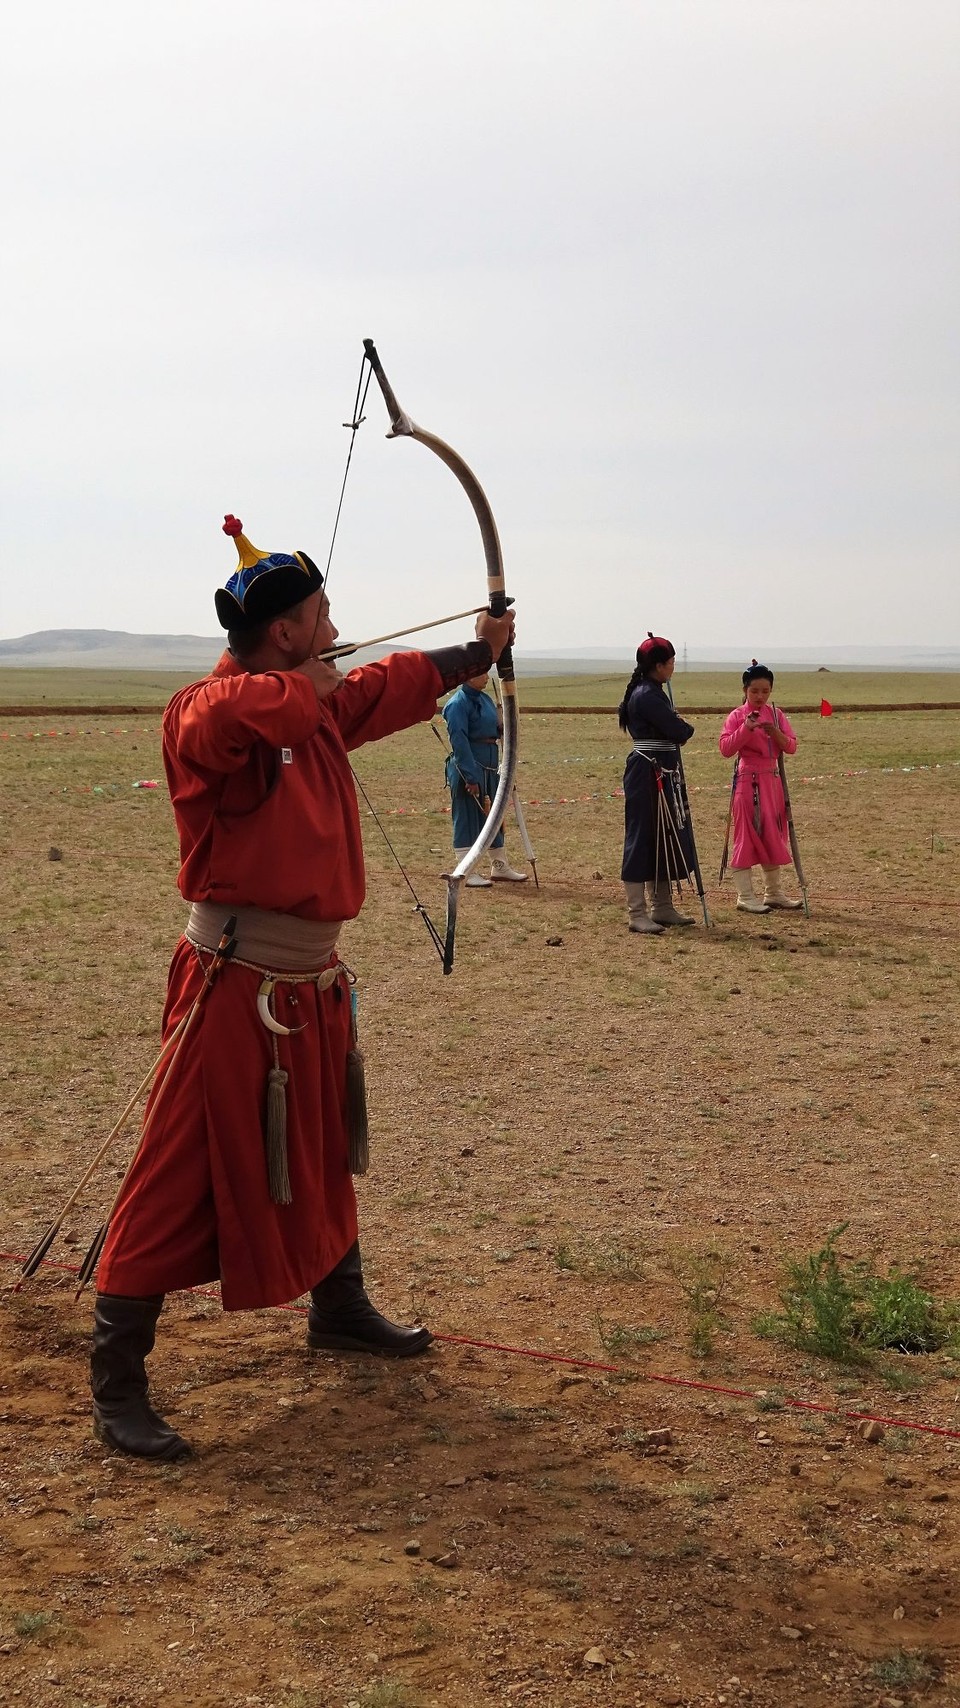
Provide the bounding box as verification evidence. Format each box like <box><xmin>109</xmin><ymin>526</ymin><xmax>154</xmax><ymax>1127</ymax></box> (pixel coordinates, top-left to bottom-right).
<box><xmin>820</xmin><ymin>698</ymin><xmax>833</xmax><ymax>717</ymax></box>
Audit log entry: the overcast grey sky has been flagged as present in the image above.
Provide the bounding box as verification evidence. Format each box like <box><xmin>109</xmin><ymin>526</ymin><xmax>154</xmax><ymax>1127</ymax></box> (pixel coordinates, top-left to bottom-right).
<box><xmin>2</xmin><ymin>0</ymin><xmax>957</xmax><ymax>654</ymax></box>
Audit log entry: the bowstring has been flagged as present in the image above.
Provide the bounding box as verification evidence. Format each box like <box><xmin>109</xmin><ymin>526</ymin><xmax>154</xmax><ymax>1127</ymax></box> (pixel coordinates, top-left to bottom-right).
<box><xmin>322</xmin><ymin>355</ymin><xmax>374</xmax><ymax>597</ymax></box>
<box><xmin>322</xmin><ymin>349</ymin><xmax>445</xmax><ymax>964</ymax></box>
<box><xmin>349</xmin><ymin>767</ymin><xmax>445</xmax><ymax>964</ymax></box>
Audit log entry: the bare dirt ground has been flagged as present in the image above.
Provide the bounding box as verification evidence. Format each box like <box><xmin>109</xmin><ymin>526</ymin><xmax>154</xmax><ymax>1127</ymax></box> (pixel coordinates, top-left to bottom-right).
<box><xmin>1</xmin><ymin>691</ymin><xmax>959</xmax><ymax>1708</ymax></box>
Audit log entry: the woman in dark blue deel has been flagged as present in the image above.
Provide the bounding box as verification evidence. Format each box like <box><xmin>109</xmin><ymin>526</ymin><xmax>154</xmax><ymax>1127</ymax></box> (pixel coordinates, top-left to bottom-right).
<box><xmin>618</xmin><ymin>634</ymin><xmax>697</xmax><ymax>934</ymax></box>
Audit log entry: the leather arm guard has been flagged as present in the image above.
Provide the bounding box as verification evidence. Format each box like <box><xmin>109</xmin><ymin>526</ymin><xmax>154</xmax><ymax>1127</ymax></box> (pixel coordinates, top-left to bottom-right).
<box><xmin>425</xmin><ymin>639</ymin><xmax>494</xmax><ymax>693</ymax></box>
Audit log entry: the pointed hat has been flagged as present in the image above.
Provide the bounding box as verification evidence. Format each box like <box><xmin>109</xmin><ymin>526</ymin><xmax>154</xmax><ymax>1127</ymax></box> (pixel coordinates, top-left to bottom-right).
<box><xmin>215</xmin><ymin>515</ymin><xmax>323</xmax><ymax>631</ymax></box>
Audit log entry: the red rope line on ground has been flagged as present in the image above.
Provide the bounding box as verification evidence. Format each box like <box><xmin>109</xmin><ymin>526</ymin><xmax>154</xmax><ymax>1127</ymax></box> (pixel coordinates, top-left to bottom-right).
<box><xmin>6</xmin><ymin>1252</ymin><xmax>959</xmax><ymax>1442</ymax></box>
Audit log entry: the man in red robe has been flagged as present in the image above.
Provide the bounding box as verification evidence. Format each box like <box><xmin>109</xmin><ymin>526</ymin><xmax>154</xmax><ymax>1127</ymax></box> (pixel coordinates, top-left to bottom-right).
<box><xmin>91</xmin><ymin>516</ymin><xmax>515</xmax><ymax>1462</ymax></box>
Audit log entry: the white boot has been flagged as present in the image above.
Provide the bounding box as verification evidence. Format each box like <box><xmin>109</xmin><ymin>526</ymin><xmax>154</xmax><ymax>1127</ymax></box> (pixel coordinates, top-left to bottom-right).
<box><xmin>624</xmin><ymin>881</ymin><xmax>664</xmax><ymax>935</ymax></box>
<box><xmin>732</xmin><ymin>868</ymin><xmax>769</xmax><ymax>913</ymax></box>
<box><xmin>762</xmin><ymin>866</ymin><xmax>804</xmax><ymax>909</ymax></box>
<box><xmin>454</xmin><ymin>849</ymin><xmax>492</xmax><ymax>888</ymax></box>
<box><xmin>490</xmin><ymin>854</ymin><xmax>528</xmax><ymax>883</ymax></box>
<box><xmin>648</xmin><ymin>879</ymin><xmax>695</xmax><ymax>927</ymax></box>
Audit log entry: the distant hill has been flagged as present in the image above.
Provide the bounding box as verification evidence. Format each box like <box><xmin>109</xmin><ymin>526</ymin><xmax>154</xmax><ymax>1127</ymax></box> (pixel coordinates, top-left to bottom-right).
<box><xmin>1</xmin><ymin>630</ymin><xmax>958</xmax><ymax>672</ymax></box>
<box><xmin>0</xmin><ymin>629</ymin><xmax>223</xmax><ymax>669</ymax></box>
<box><xmin>520</xmin><ymin>643</ymin><xmax>960</xmax><ymax>674</ymax></box>
<box><xmin>0</xmin><ymin>627</ymin><xmax>412</xmax><ymax>672</ymax></box>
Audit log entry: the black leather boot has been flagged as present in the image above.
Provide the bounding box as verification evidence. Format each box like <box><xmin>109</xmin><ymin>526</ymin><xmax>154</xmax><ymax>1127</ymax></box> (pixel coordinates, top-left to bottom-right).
<box><xmin>91</xmin><ymin>1294</ymin><xmax>192</xmax><ymax>1461</ymax></box>
<box><xmin>307</xmin><ymin>1242</ymin><xmax>432</xmax><ymax>1358</ymax></box>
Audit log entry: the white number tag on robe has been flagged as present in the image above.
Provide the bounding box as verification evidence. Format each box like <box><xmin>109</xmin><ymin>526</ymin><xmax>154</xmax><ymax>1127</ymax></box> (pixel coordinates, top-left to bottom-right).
<box><xmin>281</xmin><ymin>748</ymin><xmax>293</xmax><ymax>765</ymax></box>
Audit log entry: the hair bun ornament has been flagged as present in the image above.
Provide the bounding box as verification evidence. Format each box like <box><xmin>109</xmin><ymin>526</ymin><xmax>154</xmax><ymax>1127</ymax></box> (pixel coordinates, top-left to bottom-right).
<box><xmin>751</xmin><ymin>657</ymin><xmax>758</xmax><ymax>666</ymax></box>
<box><xmin>223</xmin><ymin>515</ymin><xmax>243</xmax><ymax>537</ymax></box>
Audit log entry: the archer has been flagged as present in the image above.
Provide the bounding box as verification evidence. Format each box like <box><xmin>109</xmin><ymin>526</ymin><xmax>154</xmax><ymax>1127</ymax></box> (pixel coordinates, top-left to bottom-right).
<box><xmin>83</xmin><ymin>515</ymin><xmax>514</xmax><ymax>1461</ymax></box>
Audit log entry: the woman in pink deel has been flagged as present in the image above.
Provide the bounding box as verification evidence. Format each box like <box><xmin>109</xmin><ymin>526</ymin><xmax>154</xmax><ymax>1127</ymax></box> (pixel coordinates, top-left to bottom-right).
<box><xmin>718</xmin><ymin>661</ymin><xmax>804</xmax><ymax>913</ymax></box>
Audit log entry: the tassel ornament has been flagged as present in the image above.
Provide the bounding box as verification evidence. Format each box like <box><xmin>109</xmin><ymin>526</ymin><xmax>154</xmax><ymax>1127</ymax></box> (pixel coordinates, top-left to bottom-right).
<box><xmin>346</xmin><ymin>985</ymin><xmax>370</xmax><ymax>1176</ymax></box>
<box><xmin>346</xmin><ymin>1048</ymin><xmax>369</xmax><ymax>1176</ymax></box>
<box><xmin>264</xmin><ymin>1035</ymin><xmax>292</xmax><ymax>1205</ymax></box>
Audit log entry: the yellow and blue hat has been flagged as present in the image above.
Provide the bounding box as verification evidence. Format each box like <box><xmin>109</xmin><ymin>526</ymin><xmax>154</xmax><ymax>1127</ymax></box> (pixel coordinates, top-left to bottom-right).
<box><xmin>215</xmin><ymin>515</ymin><xmax>323</xmax><ymax>631</ymax></box>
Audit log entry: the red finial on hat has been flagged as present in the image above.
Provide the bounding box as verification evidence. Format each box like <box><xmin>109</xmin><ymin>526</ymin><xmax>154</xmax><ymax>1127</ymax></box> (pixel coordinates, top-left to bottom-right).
<box><xmin>223</xmin><ymin>515</ymin><xmax>243</xmax><ymax>537</ymax></box>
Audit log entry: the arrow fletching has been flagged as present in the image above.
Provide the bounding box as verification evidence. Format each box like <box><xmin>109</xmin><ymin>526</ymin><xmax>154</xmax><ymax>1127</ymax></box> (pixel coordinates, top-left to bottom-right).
<box><xmin>16</xmin><ymin>1222</ymin><xmax>61</xmax><ymax>1287</ymax></box>
<box><xmin>74</xmin><ymin>1222</ymin><xmax>110</xmax><ymax>1300</ymax></box>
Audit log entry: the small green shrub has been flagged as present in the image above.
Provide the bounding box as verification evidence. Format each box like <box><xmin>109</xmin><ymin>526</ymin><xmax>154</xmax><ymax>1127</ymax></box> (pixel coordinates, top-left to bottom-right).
<box><xmin>363</xmin><ymin>1686</ymin><xmax>423</xmax><ymax>1708</ymax></box>
<box><xmin>541</xmin><ymin>1568</ymin><xmax>583</xmax><ymax>1601</ymax></box>
<box><xmin>14</xmin><ymin>1610</ymin><xmax>56</xmax><ymax>1639</ymax></box>
<box><xmin>595</xmin><ymin>1316</ymin><xmax>663</xmax><ymax>1357</ymax></box>
<box><xmin>859</xmin><ymin>1270</ymin><xmax>956</xmax><ymax>1353</ymax></box>
<box><xmin>668</xmin><ymin>1246</ymin><xmax>732</xmax><ymax>1358</ymax></box>
<box><xmin>869</xmin><ymin>1649</ymin><xmax>937</xmax><ymax>1689</ymax></box>
<box><xmin>755</xmin><ymin>1390</ymin><xmax>785</xmax><ymax>1413</ymax></box>
<box><xmin>756</xmin><ymin>1225</ymin><xmax>959</xmax><ymax>1363</ymax></box>
<box><xmin>764</xmin><ymin>1225</ymin><xmax>860</xmax><ymax>1360</ymax></box>
<box><xmin>554</xmin><ymin>1235</ymin><xmax>644</xmax><ymax>1281</ymax></box>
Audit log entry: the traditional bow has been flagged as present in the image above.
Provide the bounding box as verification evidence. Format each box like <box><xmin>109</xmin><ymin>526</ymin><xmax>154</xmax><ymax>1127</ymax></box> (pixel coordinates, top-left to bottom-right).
<box><xmin>362</xmin><ymin>338</ymin><xmax>520</xmax><ymax>973</ymax></box>
<box><xmin>773</xmin><ymin>703</ymin><xmax>810</xmax><ymax>916</ymax></box>
<box><xmin>664</xmin><ymin>679</ymin><xmax>711</xmax><ymax>926</ymax></box>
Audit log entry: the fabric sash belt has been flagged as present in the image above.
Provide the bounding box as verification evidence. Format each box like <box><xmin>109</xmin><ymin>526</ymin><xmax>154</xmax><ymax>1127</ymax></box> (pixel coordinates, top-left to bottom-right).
<box><xmin>184</xmin><ymin>904</ymin><xmax>363</xmax><ymax>1204</ymax></box>
<box><xmin>631</xmin><ymin>739</ymin><xmax>678</xmax><ymax>757</ymax></box>
<box><xmin>185</xmin><ymin>903</ymin><xmax>343</xmax><ymax>978</ymax></box>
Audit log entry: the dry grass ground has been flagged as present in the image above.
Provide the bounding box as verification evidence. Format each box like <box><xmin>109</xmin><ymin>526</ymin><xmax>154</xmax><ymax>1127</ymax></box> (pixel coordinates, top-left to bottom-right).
<box><xmin>1</xmin><ymin>670</ymin><xmax>959</xmax><ymax>1708</ymax></box>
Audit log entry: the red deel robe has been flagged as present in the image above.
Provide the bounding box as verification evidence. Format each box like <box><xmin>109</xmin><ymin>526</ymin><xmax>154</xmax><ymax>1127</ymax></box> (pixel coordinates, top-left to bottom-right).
<box><xmin>97</xmin><ymin>650</ymin><xmax>443</xmax><ymax>1309</ymax></box>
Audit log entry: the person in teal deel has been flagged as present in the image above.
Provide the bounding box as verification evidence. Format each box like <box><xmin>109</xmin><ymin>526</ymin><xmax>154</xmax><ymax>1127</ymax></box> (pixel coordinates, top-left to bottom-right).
<box><xmin>441</xmin><ymin>671</ymin><xmax>527</xmax><ymax>887</ymax></box>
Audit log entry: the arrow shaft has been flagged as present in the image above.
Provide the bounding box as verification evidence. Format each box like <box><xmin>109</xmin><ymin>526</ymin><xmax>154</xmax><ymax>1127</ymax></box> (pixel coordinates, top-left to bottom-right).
<box><xmin>316</xmin><ymin>605</ymin><xmax>488</xmax><ymax>663</ymax></box>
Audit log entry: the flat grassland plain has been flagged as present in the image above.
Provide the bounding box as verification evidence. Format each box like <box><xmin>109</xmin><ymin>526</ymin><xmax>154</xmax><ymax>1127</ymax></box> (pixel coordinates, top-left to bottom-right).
<box><xmin>1</xmin><ymin>667</ymin><xmax>958</xmax><ymax>1708</ymax></box>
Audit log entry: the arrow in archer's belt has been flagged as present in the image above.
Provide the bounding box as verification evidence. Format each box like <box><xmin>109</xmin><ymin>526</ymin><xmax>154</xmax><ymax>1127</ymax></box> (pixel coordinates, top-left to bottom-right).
<box><xmin>14</xmin><ymin>914</ymin><xmax>233</xmax><ymax>1287</ymax></box>
<box><xmin>49</xmin><ymin>919</ymin><xmax>239</xmax><ymax>1302</ymax></box>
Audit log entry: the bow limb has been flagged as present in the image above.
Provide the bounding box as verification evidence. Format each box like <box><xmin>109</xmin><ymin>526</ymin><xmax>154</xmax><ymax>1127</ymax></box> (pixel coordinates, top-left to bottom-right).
<box><xmin>362</xmin><ymin>338</ymin><xmax>519</xmax><ymax>973</ymax></box>
<box><xmin>489</xmin><ymin>670</ymin><xmax>538</xmax><ymax>887</ymax></box>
